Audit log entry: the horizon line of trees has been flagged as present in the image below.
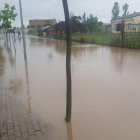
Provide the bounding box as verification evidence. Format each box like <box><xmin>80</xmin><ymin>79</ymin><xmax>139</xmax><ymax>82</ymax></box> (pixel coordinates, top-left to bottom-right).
<box><xmin>82</xmin><ymin>12</ymin><xmax>103</xmax><ymax>33</ymax></box>
<box><xmin>111</xmin><ymin>2</ymin><xmax>129</xmax><ymax>20</ymax></box>
<box><xmin>53</xmin><ymin>13</ymin><xmax>104</xmax><ymax>35</ymax></box>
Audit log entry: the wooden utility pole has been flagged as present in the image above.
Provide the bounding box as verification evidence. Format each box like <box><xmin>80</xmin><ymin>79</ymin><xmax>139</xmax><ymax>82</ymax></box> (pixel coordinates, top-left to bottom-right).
<box><xmin>62</xmin><ymin>0</ymin><xmax>72</xmax><ymax>122</ymax></box>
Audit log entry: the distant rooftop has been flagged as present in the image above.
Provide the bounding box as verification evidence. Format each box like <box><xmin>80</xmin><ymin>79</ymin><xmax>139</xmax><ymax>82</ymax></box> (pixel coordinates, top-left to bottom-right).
<box><xmin>29</xmin><ymin>19</ymin><xmax>56</xmax><ymax>21</ymax></box>
<box><xmin>111</xmin><ymin>12</ymin><xmax>140</xmax><ymax>22</ymax></box>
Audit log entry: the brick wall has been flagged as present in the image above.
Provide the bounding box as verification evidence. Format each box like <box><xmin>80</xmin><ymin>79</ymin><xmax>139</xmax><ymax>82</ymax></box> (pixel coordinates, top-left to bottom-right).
<box><xmin>29</xmin><ymin>19</ymin><xmax>57</xmax><ymax>29</ymax></box>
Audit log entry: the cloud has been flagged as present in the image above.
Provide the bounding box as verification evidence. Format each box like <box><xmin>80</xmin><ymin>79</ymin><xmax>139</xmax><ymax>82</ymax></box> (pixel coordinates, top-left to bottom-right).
<box><xmin>130</xmin><ymin>0</ymin><xmax>134</xmax><ymax>3</ymax></box>
<box><xmin>0</xmin><ymin>0</ymin><xmax>140</xmax><ymax>27</ymax></box>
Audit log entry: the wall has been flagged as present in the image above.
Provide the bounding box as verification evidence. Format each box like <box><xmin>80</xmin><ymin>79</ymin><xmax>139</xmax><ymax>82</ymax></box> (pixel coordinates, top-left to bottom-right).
<box><xmin>112</xmin><ymin>19</ymin><xmax>136</xmax><ymax>33</ymax></box>
<box><xmin>124</xmin><ymin>19</ymin><xmax>133</xmax><ymax>32</ymax></box>
<box><xmin>112</xmin><ymin>21</ymin><xmax>122</xmax><ymax>33</ymax></box>
<box><xmin>124</xmin><ymin>18</ymin><xmax>140</xmax><ymax>32</ymax></box>
<box><xmin>29</xmin><ymin>19</ymin><xmax>57</xmax><ymax>29</ymax></box>
<box><xmin>29</xmin><ymin>20</ymin><xmax>46</xmax><ymax>29</ymax></box>
<box><xmin>133</xmin><ymin>15</ymin><xmax>140</xmax><ymax>24</ymax></box>
<box><xmin>133</xmin><ymin>15</ymin><xmax>140</xmax><ymax>32</ymax></box>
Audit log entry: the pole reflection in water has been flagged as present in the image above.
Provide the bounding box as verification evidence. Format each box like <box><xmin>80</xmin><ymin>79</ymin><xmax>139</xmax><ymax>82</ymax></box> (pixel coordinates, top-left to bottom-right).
<box><xmin>9</xmin><ymin>34</ymin><xmax>12</xmax><ymax>49</ymax></box>
<box><xmin>11</xmin><ymin>33</ymin><xmax>16</xmax><ymax>53</ymax></box>
<box><xmin>18</xmin><ymin>37</ymin><xmax>21</xmax><ymax>43</ymax></box>
<box><xmin>66</xmin><ymin>122</ymin><xmax>73</xmax><ymax>140</ymax></box>
<box><xmin>47</xmin><ymin>38</ymin><xmax>53</xmax><ymax>58</ymax></box>
<box><xmin>24</xmin><ymin>59</ymin><xmax>31</xmax><ymax>114</ymax></box>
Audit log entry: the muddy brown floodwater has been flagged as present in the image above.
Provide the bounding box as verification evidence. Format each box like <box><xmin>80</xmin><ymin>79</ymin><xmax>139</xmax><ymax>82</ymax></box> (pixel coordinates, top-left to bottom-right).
<box><xmin>0</xmin><ymin>34</ymin><xmax>140</xmax><ymax>140</ymax></box>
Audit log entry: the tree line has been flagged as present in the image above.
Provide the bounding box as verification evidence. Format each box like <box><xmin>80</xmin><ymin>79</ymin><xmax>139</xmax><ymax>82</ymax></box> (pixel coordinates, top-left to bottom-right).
<box><xmin>53</xmin><ymin>13</ymin><xmax>103</xmax><ymax>35</ymax></box>
<box><xmin>82</xmin><ymin>13</ymin><xmax>103</xmax><ymax>33</ymax></box>
<box><xmin>112</xmin><ymin>2</ymin><xmax>129</xmax><ymax>20</ymax></box>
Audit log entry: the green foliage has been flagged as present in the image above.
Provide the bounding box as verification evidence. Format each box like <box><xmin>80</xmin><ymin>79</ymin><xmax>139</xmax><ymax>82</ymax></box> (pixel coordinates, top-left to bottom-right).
<box><xmin>105</xmin><ymin>24</ymin><xmax>111</xmax><ymax>32</ymax></box>
<box><xmin>80</xmin><ymin>37</ymin><xmax>85</xmax><ymax>42</ymax></box>
<box><xmin>27</xmin><ymin>25</ymin><xmax>30</xmax><ymax>28</ymax></box>
<box><xmin>72</xmin><ymin>33</ymin><xmax>121</xmax><ymax>47</ymax></box>
<box><xmin>122</xmin><ymin>3</ymin><xmax>129</xmax><ymax>16</ymax></box>
<box><xmin>13</xmin><ymin>27</ymin><xmax>16</xmax><ymax>29</ymax></box>
<box><xmin>95</xmin><ymin>27</ymin><xmax>102</xmax><ymax>32</ymax></box>
<box><xmin>111</xmin><ymin>2</ymin><xmax>120</xmax><ymax>20</ymax></box>
<box><xmin>0</xmin><ymin>12</ymin><xmax>1</xmax><ymax>22</ymax></box>
<box><xmin>98</xmin><ymin>21</ymin><xmax>103</xmax><ymax>26</ymax></box>
<box><xmin>27</xmin><ymin>29</ymin><xmax>38</xmax><ymax>35</ymax></box>
<box><xmin>81</xmin><ymin>13</ymin><xmax>103</xmax><ymax>33</ymax></box>
<box><xmin>82</xmin><ymin>12</ymin><xmax>86</xmax><ymax>24</ymax></box>
<box><xmin>53</xmin><ymin>32</ymin><xmax>140</xmax><ymax>48</ymax></box>
<box><xmin>52</xmin><ymin>35</ymin><xmax>66</xmax><ymax>40</ymax></box>
<box><xmin>45</xmin><ymin>20</ymin><xmax>52</xmax><ymax>27</ymax></box>
<box><xmin>86</xmin><ymin>14</ymin><xmax>98</xmax><ymax>33</ymax></box>
<box><xmin>0</xmin><ymin>3</ymin><xmax>17</xmax><ymax>29</ymax></box>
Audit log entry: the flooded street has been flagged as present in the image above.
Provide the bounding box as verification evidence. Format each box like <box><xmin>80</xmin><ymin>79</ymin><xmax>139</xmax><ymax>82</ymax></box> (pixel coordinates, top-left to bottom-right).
<box><xmin>0</xmin><ymin>34</ymin><xmax>140</xmax><ymax>140</ymax></box>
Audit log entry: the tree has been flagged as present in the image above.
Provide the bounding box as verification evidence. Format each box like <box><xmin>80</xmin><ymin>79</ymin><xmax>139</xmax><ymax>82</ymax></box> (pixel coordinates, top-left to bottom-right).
<box><xmin>62</xmin><ymin>0</ymin><xmax>72</xmax><ymax>122</ymax></box>
<box><xmin>45</xmin><ymin>20</ymin><xmax>52</xmax><ymax>27</ymax></box>
<box><xmin>87</xmin><ymin>14</ymin><xmax>98</xmax><ymax>33</ymax></box>
<box><xmin>54</xmin><ymin>21</ymin><xmax>66</xmax><ymax>33</ymax></box>
<box><xmin>27</xmin><ymin>25</ymin><xmax>30</xmax><ymax>28</ymax></box>
<box><xmin>54</xmin><ymin>16</ymin><xmax>86</xmax><ymax>35</ymax></box>
<box><xmin>70</xmin><ymin>16</ymin><xmax>82</xmax><ymax>33</ymax></box>
<box><xmin>13</xmin><ymin>27</ymin><xmax>16</xmax><ymax>29</ymax></box>
<box><xmin>98</xmin><ymin>21</ymin><xmax>103</xmax><ymax>26</ymax></box>
<box><xmin>111</xmin><ymin>2</ymin><xmax>120</xmax><ymax>20</ymax></box>
<box><xmin>0</xmin><ymin>3</ymin><xmax>17</xmax><ymax>29</ymax></box>
<box><xmin>122</xmin><ymin>3</ymin><xmax>129</xmax><ymax>16</ymax></box>
<box><xmin>105</xmin><ymin>24</ymin><xmax>111</xmax><ymax>33</ymax></box>
<box><xmin>0</xmin><ymin>12</ymin><xmax>1</xmax><ymax>22</ymax></box>
<box><xmin>82</xmin><ymin>12</ymin><xmax>86</xmax><ymax>24</ymax></box>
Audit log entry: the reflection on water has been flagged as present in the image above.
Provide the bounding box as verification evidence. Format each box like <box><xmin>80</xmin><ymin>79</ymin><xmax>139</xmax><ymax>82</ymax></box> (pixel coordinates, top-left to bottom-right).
<box><xmin>1</xmin><ymin>35</ymin><xmax>140</xmax><ymax>140</ymax></box>
<box><xmin>24</xmin><ymin>59</ymin><xmax>31</xmax><ymax>113</ymax></box>
<box><xmin>9</xmin><ymin>78</ymin><xmax>23</xmax><ymax>93</ymax></box>
<box><xmin>5</xmin><ymin>41</ymin><xmax>15</xmax><ymax>68</ymax></box>
<box><xmin>0</xmin><ymin>47</ymin><xmax>5</xmax><ymax>77</ymax></box>
<box><xmin>66</xmin><ymin>122</ymin><xmax>73</xmax><ymax>140</ymax></box>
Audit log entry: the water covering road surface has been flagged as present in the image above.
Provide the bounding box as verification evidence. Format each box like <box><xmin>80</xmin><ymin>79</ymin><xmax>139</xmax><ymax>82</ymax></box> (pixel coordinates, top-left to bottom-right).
<box><xmin>0</xmin><ymin>34</ymin><xmax>140</xmax><ymax>140</ymax></box>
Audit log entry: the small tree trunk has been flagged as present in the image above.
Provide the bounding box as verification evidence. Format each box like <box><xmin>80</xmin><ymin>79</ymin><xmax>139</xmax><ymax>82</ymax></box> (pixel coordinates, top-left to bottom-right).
<box><xmin>62</xmin><ymin>0</ymin><xmax>72</xmax><ymax>122</ymax></box>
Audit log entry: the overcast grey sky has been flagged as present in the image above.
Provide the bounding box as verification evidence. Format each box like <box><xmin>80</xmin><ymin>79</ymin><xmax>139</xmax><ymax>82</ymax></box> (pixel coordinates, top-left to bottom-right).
<box><xmin>0</xmin><ymin>0</ymin><xmax>139</xmax><ymax>27</ymax></box>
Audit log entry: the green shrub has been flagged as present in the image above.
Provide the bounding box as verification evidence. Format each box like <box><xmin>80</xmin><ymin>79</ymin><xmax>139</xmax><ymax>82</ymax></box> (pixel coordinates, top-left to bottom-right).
<box><xmin>27</xmin><ymin>29</ymin><xmax>38</xmax><ymax>35</ymax></box>
<box><xmin>80</xmin><ymin>37</ymin><xmax>85</xmax><ymax>42</ymax></box>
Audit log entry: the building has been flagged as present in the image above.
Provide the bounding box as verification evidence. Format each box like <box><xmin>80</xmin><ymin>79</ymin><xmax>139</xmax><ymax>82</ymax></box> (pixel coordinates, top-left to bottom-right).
<box><xmin>29</xmin><ymin>19</ymin><xmax>57</xmax><ymax>29</ymax></box>
<box><xmin>111</xmin><ymin>12</ymin><xmax>140</xmax><ymax>33</ymax></box>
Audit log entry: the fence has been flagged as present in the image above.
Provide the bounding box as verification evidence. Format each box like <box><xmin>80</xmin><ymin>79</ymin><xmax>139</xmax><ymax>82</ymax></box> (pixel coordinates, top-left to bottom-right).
<box><xmin>122</xmin><ymin>24</ymin><xmax>140</xmax><ymax>48</ymax></box>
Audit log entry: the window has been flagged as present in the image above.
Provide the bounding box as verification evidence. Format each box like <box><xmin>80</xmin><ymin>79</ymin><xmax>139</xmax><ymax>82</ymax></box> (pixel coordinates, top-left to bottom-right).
<box><xmin>116</xmin><ymin>23</ymin><xmax>122</xmax><ymax>31</ymax></box>
<box><xmin>127</xmin><ymin>23</ymin><xmax>132</xmax><ymax>30</ymax></box>
<box><xmin>31</xmin><ymin>25</ymin><xmax>35</xmax><ymax>28</ymax></box>
<box><xmin>37</xmin><ymin>25</ymin><xmax>41</xmax><ymax>29</ymax></box>
<box><xmin>43</xmin><ymin>25</ymin><xmax>46</xmax><ymax>27</ymax></box>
